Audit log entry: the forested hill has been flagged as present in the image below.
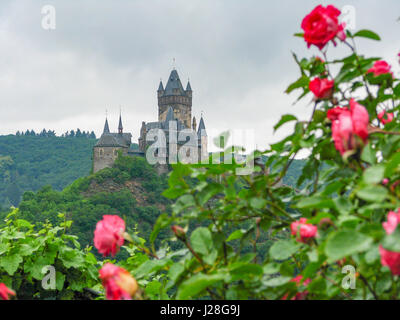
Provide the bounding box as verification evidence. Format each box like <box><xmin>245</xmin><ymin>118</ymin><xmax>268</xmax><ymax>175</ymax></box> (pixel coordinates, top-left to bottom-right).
<box><xmin>0</xmin><ymin>131</ymin><xmax>99</xmax><ymax>208</ymax></box>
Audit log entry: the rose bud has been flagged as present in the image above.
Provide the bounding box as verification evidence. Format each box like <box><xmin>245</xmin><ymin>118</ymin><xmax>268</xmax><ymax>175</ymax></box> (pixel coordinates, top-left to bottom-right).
<box><xmin>309</xmin><ymin>77</ymin><xmax>334</xmax><ymax>100</ymax></box>
<box><xmin>290</xmin><ymin>218</ymin><xmax>317</xmax><ymax>243</ymax></box>
<box><xmin>171</xmin><ymin>225</ymin><xmax>186</xmax><ymax>241</ymax></box>
<box><xmin>378</xmin><ymin>110</ymin><xmax>394</xmax><ymax>125</ymax></box>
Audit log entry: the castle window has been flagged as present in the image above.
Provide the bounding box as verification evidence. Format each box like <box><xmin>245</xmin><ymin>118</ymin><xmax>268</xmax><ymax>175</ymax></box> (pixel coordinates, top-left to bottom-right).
<box><xmin>99</xmin><ymin>148</ymin><xmax>104</xmax><ymax>156</ymax></box>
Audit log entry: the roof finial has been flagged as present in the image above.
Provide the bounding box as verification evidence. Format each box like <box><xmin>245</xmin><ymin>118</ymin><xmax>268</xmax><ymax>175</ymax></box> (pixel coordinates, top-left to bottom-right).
<box><xmin>201</xmin><ymin>110</ymin><xmax>204</xmax><ymax>118</ymax></box>
<box><xmin>105</xmin><ymin>108</ymin><xmax>108</xmax><ymax>119</ymax></box>
<box><xmin>172</xmin><ymin>57</ymin><xmax>176</xmax><ymax>70</ymax></box>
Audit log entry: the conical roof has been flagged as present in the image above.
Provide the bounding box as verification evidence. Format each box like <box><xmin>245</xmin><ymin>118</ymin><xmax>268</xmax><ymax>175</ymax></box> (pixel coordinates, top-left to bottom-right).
<box><xmin>164</xmin><ymin>69</ymin><xmax>185</xmax><ymax>96</ymax></box>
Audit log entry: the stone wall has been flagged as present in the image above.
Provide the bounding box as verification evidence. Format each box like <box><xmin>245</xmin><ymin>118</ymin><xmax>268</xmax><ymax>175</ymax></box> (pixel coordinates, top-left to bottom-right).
<box><xmin>158</xmin><ymin>95</ymin><xmax>192</xmax><ymax>128</ymax></box>
<box><xmin>93</xmin><ymin>146</ymin><xmax>126</xmax><ymax>173</ymax></box>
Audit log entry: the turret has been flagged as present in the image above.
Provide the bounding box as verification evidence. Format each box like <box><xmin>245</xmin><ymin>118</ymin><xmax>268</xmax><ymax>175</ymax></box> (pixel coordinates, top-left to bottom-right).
<box><xmin>157</xmin><ymin>80</ymin><xmax>164</xmax><ymax>98</ymax></box>
<box><xmin>103</xmin><ymin>117</ymin><xmax>110</xmax><ymax>134</ymax></box>
<box><xmin>118</xmin><ymin>114</ymin><xmax>123</xmax><ymax>134</ymax></box>
<box><xmin>186</xmin><ymin>80</ymin><xmax>192</xmax><ymax>98</ymax></box>
<box><xmin>197</xmin><ymin>116</ymin><xmax>208</xmax><ymax>163</ymax></box>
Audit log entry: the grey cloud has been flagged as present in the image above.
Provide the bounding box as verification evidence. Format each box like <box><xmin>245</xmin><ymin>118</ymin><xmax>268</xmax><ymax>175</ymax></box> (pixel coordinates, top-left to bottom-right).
<box><xmin>0</xmin><ymin>0</ymin><xmax>399</xmax><ymax>151</ymax></box>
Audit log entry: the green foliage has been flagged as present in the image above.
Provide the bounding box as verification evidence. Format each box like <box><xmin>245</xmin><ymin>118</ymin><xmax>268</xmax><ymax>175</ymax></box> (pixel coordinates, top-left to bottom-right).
<box><xmin>0</xmin><ymin>209</ymin><xmax>100</xmax><ymax>299</ymax></box>
<box><xmin>0</xmin><ymin>134</ymin><xmax>97</xmax><ymax>208</ymax></box>
<box><xmin>14</xmin><ymin>154</ymin><xmax>170</xmax><ymax>257</ymax></box>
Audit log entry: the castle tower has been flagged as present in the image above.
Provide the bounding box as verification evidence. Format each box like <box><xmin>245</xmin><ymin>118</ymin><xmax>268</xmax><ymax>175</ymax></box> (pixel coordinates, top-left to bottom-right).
<box><xmin>158</xmin><ymin>69</ymin><xmax>192</xmax><ymax>128</ymax></box>
<box><xmin>197</xmin><ymin>116</ymin><xmax>208</xmax><ymax>162</ymax></box>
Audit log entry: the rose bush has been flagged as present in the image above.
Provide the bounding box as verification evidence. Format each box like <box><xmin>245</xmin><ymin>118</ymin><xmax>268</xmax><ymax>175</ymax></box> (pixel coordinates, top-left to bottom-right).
<box><xmin>2</xmin><ymin>4</ymin><xmax>400</xmax><ymax>300</ymax></box>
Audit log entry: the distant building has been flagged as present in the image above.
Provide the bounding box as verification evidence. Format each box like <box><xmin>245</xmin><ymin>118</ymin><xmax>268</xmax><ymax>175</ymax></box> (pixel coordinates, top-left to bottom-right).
<box><xmin>93</xmin><ymin>68</ymin><xmax>208</xmax><ymax>173</ymax></box>
<box><xmin>92</xmin><ymin>116</ymin><xmax>132</xmax><ymax>173</ymax></box>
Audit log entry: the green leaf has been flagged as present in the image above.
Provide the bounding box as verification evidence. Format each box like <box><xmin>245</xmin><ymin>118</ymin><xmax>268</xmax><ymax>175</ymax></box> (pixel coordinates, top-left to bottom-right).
<box><xmin>356</xmin><ymin>185</ymin><xmax>388</xmax><ymax>202</ymax></box>
<box><xmin>150</xmin><ymin>213</ymin><xmax>172</xmax><ymax>244</ymax></box>
<box><xmin>285</xmin><ymin>76</ymin><xmax>309</xmax><ymax>94</ymax></box>
<box><xmin>382</xmin><ymin>229</ymin><xmax>400</xmax><ymax>252</ymax></box>
<box><xmin>308</xmin><ymin>277</ymin><xmax>327</xmax><ymax>293</ymax></box>
<box><xmin>145</xmin><ymin>280</ymin><xmax>162</xmax><ymax>297</ymax></box>
<box><xmin>353</xmin><ymin>29</ymin><xmax>381</xmax><ymax>41</ymax></box>
<box><xmin>59</xmin><ymin>247</ymin><xmax>85</xmax><ymax>269</ymax></box>
<box><xmin>190</xmin><ymin>227</ymin><xmax>213</xmax><ymax>257</ymax></box>
<box><xmin>263</xmin><ymin>276</ymin><xmax>291</xmax><ymax>287</ymax></box>
<box><xmin>361</xmin><ymin>143</ymin><xmax>376</xmax><ymax>164</ymax></box>
<box><xmin>167</xmin><ymin>263</ymin><xmax>185</xmax><ymax>285</ymax></box>
<box><xmin>56</xmin><ymin>272</ymin><xmax>66</xmax><ymax>291</ymax></box>
<box><xmin>230</xmin><ymin>263</ymin><xmax>263</xmax><ymax>280</ymax></box>
<box><xmin>296</xmin><ymin>195</ymin><xmax>334</xmax><ymax>209</ymax></box>
<box><xmin>274</xmin><ymin>114</ymin><xmax>298</xmax><ymax>132</ymax></box>
<box><xmin>177</xmin><ymin>273</ymin><xmax>225</xmax><ymax>299</ymax></box>
<box><xmin>363</xmin><ymin>165</ymin><xmax>385</xmax><ymax>184</ymax></box>
<box><xmin>0</xmin><ymin>254</ymin><xmax>23</xmax><ymax>275</ymax></box>
<box><xmin>226</xmin><ymin>229</ymin><xmax>245</xmax><ymax>242</ymax></box>
<box><xmin>385</xmin><ymin>152</ymin><xmax>400</xmax><ymax>177</ymax></box>
<box><xmin>135</xmin><ymin>258</ymin><xmax>171</xmax><ymax>279</ymax></box>
<box><xmin>325</xmin><ymin>230</ymin><xmax>373</xmax><ymax>262</ymax></box>
<box><xmin>269</xmin><ymin>240</ymin><xmax>300</xmax><ymax>260</ymax></box>
<box><xmin>250</xmin><ymin>197</ymin><xmax>267</xmax><ymax>209</ymax></box>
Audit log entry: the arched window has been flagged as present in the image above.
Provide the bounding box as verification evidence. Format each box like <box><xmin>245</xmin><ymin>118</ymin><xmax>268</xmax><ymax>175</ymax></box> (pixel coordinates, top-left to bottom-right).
<box><xmin>99</xmin><ymin>148</ymin><xmax>104</xmax><ymax>156</ymax></box>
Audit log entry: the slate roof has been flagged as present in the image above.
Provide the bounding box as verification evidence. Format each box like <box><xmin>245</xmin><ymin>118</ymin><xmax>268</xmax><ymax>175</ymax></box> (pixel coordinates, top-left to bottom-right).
<box><xmin>103</xmin><ymin>118</ymin><xmax>110</xmax><ymax>134</ymax></box>
<box><xmin>164</xmin><ymin>69</ymin><xmax>185</xmax><ymax>96</ymax></box>
<box><xmin>197</xmin><ymin>117</ymin><xmax>207</xmax><ymax>137</ymax></box>
<box><xmin>95</xmin><ymin>132</ymin><xmax>132</xmax><ymax>148</ymax></box>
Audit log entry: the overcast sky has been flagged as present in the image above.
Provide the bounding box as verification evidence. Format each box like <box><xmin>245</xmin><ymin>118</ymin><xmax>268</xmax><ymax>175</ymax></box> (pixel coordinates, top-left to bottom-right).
<box><xmin>0</xmin><ymin>0</ymin><xmax>398</xmax><ymax>153</ymax></box>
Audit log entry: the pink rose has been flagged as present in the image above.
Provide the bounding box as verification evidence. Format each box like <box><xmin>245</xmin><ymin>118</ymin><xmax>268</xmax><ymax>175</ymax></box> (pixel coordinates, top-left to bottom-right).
<box><xmin>378</xmin><ymin>110</ymin><xmax>394</xmax><ymax>125</ymax></box>
<box><xmin>309</xmin><ymin>78</ymin><xmax>334</xmax><ymax>100</ymax></box>
<box><xmin>290</xmin><ymin>218</ymin><xmax>317</xmax><ymax>243</ymax></box>
<box><xmin>379</xmin><ymin>210</ymin><xmax>400</xmax><ymax>275</ymax></box>
<box><xmin>379</xmin><ymin>246</ymin><xmax>400</xmax><ymax>275</ymax></box>
<box><xmin>301</xmin><ymin>5</ymin><xmax>346</xmax><ymax>50</ymax></box>
<box><xmin>382</xmin><ymin>210</ymin><xmax>400</xmax><ymax>235</ymax></box>
<box><xmin>0</xmin><ymin>283</ymin><xmax>15</xmax><ymax>300</ymax></box>
<box><xmin>94</xmin><ymin>215</ymin><xmax>125</xmax><ymax>257</ymax></box>
<box><xmin>99</xmin><ymin>263</ymin><xmax>138</xmax><ymax>300</ymax></box>
<box><xmin>367</xmin><ymin>60</ymin><xmax>393</xmax><ymax>77</ymax></box>
<box><xmin>282</xmin><ymin>275</ymin><xmax>311</xmax><ymax>300</ymax></box>
<box><xmin>382</xmin><ymin>178</ymin><xmax>390</xmax><ymax>185</ymax></box>
<box><xmin>327</xmin><ymin>99</ymin><xmax>369</xmax><ymax>155</ymax></box>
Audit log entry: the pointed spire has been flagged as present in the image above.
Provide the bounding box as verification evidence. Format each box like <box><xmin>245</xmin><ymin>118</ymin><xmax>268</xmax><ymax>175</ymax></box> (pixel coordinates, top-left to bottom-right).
<box><xmin>103</xmin><ymin>117</ymin><xmax>110</xmax><ymax>134</ymax></box>
<box><xmin>118</xmin><ymin>113</ymin><xmax>123</xmax><ymax>134</ymax></box>
<box><xmin>197</xmin><ymin>116</ymin><xmax>207</xmax><ymax>137</ymax></box>
<box><xmin>164</xmin><ymin>69</ymin><xmax>185</xmax><ymax>96</ymax></box>
<box><xmin>186</xmin><ymin>80</ymin><xmax>192</xmax><ymax>91</ymax></box>
<box><xmin>158</xmin><ymin>80</ymin><xmax>164</xmax><ymax>91</ymax></box>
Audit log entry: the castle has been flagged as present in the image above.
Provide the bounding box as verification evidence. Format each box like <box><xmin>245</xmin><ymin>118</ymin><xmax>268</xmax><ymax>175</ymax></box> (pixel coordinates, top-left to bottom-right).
<box><xmin>92</xmin><ymin>68</ymin><xmax>208</xmax><ymax>173</ymax></box>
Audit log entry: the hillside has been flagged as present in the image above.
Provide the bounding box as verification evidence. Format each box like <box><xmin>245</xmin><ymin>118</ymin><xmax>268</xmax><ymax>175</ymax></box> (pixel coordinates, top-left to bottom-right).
<box><xmin>14</xmin><ymin>155</ymin><xmax>170</xmax><ymax>257</ymax></box>
<box><xmin>0</xmin><ymin>133</ymin><xmax>140</xmax><ymax>208</ymax></box>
